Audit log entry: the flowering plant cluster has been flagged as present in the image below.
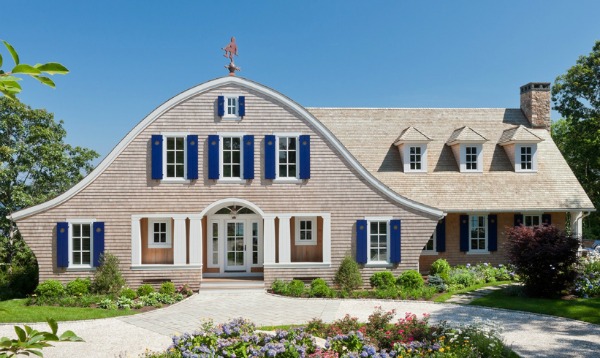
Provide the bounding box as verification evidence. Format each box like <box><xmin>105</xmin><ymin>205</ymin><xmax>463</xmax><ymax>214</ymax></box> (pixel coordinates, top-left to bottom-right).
<box><xmin>574</xmin><ymin>255</ymin><xmax>600</xmax><ymax>298</ymax></box>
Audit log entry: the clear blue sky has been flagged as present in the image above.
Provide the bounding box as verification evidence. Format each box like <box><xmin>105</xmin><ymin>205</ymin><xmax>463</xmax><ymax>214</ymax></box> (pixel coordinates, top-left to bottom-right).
<box><xmin>3</xmin><ymin>1</ymin><xmax>600</xmax><ymax>160</ymax></box>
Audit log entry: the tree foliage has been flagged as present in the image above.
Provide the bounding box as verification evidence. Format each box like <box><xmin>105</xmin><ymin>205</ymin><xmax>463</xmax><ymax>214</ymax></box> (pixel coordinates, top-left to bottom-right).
<box><xmin>0</xmin><ymin>40</ymin><xmax>69</xmax><ymax>100</ymax></box>
<box><xmin>551</xmin><ymin>40</ymin><xmax>600</xmax><ymax>239</ymax></box>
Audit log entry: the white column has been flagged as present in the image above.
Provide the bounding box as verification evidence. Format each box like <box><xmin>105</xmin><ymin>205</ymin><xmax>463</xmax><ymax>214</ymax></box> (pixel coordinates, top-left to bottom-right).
<box><xmin>263</xmin><ymin>214</ymin><xmax>276</xmax><ymax>264</ymax></box>
<box><xmin>571</xmin><ymin>211</ymin><xmax>583</xmax><ymax>239</ymax></box>
<box><xmin>322</xmin><ymin>213</ymin><xmax>332</xmax><ymax>264</ymax></box>
<box><xmin>131</xmin><ymin>217</ymin><xmax>142</xmax><ymax>266</ymax></box>
<box><xmin>189</xmin><ymin>216</ymin><xmax>203</xmax><ymax>266</ymax></box>
<box><xmin>173</xmin><ymin>217</ymin><xmax>187</xmax><ymax>265</ymax></box>
<box><xmin>278</xmin><ymin>215</ymin><xmax>292</xmax><ymax>264</ymax></box>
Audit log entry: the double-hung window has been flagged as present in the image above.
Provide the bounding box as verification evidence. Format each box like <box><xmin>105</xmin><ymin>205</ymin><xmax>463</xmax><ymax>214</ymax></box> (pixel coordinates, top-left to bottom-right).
<box><xmin>148</xmin><ymin>219</ymin><xmax>172</xmax><ymax>248</ymax></box>
<box><xmin>71</xmin><ymin>222</ymin><xmax>92</xmax><ymax>267</ymax></box>
<box><xmin>409</xmin><ymin>146</ymin><xmax>423</xmax><ymax>171</ymax></box>
<box><xmin>295</xmin><ymin>217</ymin><xmax>316</xmax><ymax>245</ymax></box>
<box><xmin>524</xmin><ymin>214</ymin><xmax>541</xmax><ymax>227</ymax></box>
<box><xmin>369</xmin><ymin>221</ymin><xmax>389</xmax><ymax>263</ymax></box>
<box><xmin>222</xmin><ymin>136</ymin><xmax>242</xmax><ymax>179</ymax></box>
<box><xmin>422</xmin><ymin>229</ymin><xmax>437</xmax><ymax>254</ymax></box>
<box><xmin>465</xmin><ymin>146</ymin><xmax>478</xmax><ymax>171</ymax></box>
<box><xmin>469</xmin><ymin>215</ymin><xmax>487</xmax><ymax>252</ymax></box>
<box><xmin>515</xmin><ymin>144</ymin><xmax>537</xmax><ymax>172</ymax></box>
<box><xmin>165</xmin><ymin>136</ymin><xmax>186</xmax><ymax>179</ymax></box>
<box><xmin>227</xmin><ymin>97</ymin><xmax>238</xmax><ymax>117</ymax></box>
<box><xmin>277</xmin><ymin>136</ymin><xmax>298</xmax><ymax>179</ymax></box>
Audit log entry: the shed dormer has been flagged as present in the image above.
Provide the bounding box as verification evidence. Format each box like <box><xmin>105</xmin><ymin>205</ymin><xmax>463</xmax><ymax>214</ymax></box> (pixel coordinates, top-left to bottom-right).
<box><xmin>393</xmin><ymin>127</ymin><xmax>432</xmax><ymax>173</ymax></box>
<box><xmin>446</xmin><ymin>126</ymin><xmax>488</xmax><ymax>173</ymax></box>
<box><xmin>499</xmin><ymin>125</ymin><xmax>543</xmax><ymax>172</ymax></box>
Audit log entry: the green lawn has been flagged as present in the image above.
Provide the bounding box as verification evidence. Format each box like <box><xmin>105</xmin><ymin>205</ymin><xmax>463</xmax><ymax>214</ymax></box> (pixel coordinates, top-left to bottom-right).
<box><xmin>0</xmin><ymin>299</ymin><xmax>136</xmax><ymax>323</ymax></box>
<box><xmin>470</xmin><ymin>288</ymin><xmax>600</xmax><ymax>324</ymax></box>
<box><xmin>433</xmin><ymin>281</ymin><xmax>514</xmax><ymax>303</ymax></box>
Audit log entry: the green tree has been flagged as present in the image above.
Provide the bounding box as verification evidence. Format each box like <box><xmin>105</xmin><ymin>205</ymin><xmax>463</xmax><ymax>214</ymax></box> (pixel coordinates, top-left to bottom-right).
<box><xmin>551</xmin><ymin>40</ymin><xmax>600</xmax><ymax>239</ymax></box>
<box><xmin>0</xmin><ymin>40</ymin><xmax>69</xmax><ymax>99</ymax></box>
<box><xmin>0</xmin><ymin>97</ymin><xmax>98</xmax><ymax>297</ymax></box>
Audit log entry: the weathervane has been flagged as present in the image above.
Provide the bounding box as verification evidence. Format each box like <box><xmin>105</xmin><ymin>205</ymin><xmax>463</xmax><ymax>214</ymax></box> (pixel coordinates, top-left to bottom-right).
<box><xmin>222</xmin><ymin>37</ymin><xmax>240</xmax><ymax>76</ymax></box>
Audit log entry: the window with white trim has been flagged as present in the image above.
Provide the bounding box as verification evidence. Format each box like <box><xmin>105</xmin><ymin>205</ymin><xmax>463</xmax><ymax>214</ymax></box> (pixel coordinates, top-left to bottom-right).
<box><xmin>227</xmin><ymin>96</ymin><xmax>238</xmax><ymax>117</ymax></box>
<box><xmin>465</xmin><ymin>146</ymin><xmax>478</xmax><ymax>170</ymax></box>
<box><xmin>148</xmin><ymin>219</ymin><xmax>172</xmax><ymax>248</ymax></box>
<box><xmin>211</xmin><ymin>222</ymin><xmax>219</xmax><ymax>266</ymax></box>
<box><xmin>221</xmin><ymin>136</ymin><xmax>242</xmax><ymax>179</ymax></box>
<box><xmin>524</xmin><ymin>214</ymin><xmax>541</xmax><ymax>227</ymax></box>
<box><xmin>295</xmin><ymin>217</ymin><xmax>317</xmax><ymax>245</ymax></box>
<box><xmin>515</xmin><ymin>144</ymin><xmax>537</xmax><ymax>172</ymax></box>
<box><xmin>459</xmin><ymin>144</ymin><xmax>483</xmax><ymax>173</ymax></box>
<box><xmin>277</xmin><ymin>136</ymin><xmax>298</xmax><ymax>179</ymax></box>
<box><xmin>165</xmin><ymin>136</ymin><xmax>186</xmax><ymax>179</ymax></box>
<box><xmin>71</xmin><ymin>223</ymin><xmax>92</xmax><ymax>267</ymax></box>
<box><xmin>409</xmin><ymin>146</ymin><xmax>423</xmax><ymax>171</ymax></box>
<box><xmin>423</xmin><ymin>230</ymin><xmax>436</xmax><ymax>253</ymax></box>
<box><xmin>470</xmin><ymin>215</ymin><xmax>487</xmax><ymax>252</ymax></box>
<box><xmin>369</xmin><ymin>221</ymin><xmax>389</xmax><ymax>262</ymax></box>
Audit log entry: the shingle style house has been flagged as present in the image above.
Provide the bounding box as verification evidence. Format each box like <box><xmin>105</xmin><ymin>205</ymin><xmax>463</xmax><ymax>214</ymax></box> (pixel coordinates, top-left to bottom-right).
<box><xmin>11</xmin><ymin>77</ymin><xmax>594</xmax><ymax>289</ymax></box>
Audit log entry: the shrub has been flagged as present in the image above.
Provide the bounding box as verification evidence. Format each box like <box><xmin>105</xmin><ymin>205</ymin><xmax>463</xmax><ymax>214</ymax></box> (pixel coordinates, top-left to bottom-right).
<box><xmin>365</xmin><ymin>307</ymin><xmax>396</xmax><ymax>348</ymax></box>
<box><xmin>0</xmin><ymin>261</ymin><xmax>38</xmax><ymax>300</ymax></box>
<box><xmin>447</xmin><ymin>267</ymin><xmax>477</xmax><ymax>288</ymax></box>
<box><xmin>574</xmin><ymin>256</ymin><xmax>600</xmax><ymax>298</ymax></box>
<box><xmin>176</xmin><ymin>284</ymin><xmax>194</xmax><ymax>296</ymax></box>
<box><xmin>309</xmin><ymin>278</ymin><xmax>332</xmax><ymax>298</ymax></box>
<box><xmin>98</xmin><ymin>298</ymin><xmax>117</xmax><ymax>310</ymax></box>
<box><xmin>159</xmin><ymin>281</ymin><xmax>175</xmax><ymax>295</ymax></box>
<box><xmin>396</xmin><ymin>270</ymin><xmax>424</xmax><ymax>289</ymax></box>
<box><xmin>506</xmin><ymin>225</ymin><xmax>579</xmax><ymax>297</ymax></box>
<box><xmin>426</xmin><ymin>274</ymin><xmax>447</xmax><ymax>292</ymax></box>
<box><xmin>91</xmin><ymin>252</ymin><xmax>125</xmax><ymax>294</ymax></box>
<box><xmin>117</xmin><ymin>296</ymin><xmax>134</xmax><ymax>310</ymax></box>
<box><xmin>369</xmin><ymin>271</ymin><xmax>396</xmax><ymax>289</ymax></box>
<box><xmin>65</xmin><ymin>278</ymin><xmax>91</xmax><ymax>296</ymax></box>
<box><xmin>334</xmin><ymin>256</ymin><xmax>362</xmax><ymax>292</ymax></box>
<box><xmin>287</xmin><ymin>279</ymin><xmax>306</xmax><ymax>297</ymax></box>
<box><xmin>137</xmin><ymin>284</ymin><xmax>155</xmax><ymax>297</ymax></box>
<box><xmin>430</xmin><ymin>258</ymin><xmax>450</xmax><ymax>282</ymax></box>
<box><xmin>271</xmin><ymin>279</ymin><xmax>288</xmax><ymax>295</ymax></box>
<box><xmin>120</xmin><ymin>287</ymin><xmax>137</xmax><ymax>300</ymax></box>
<box><xmin>35</xmin><ymin>280</ymin><xmax>65</xmax><ymax>298</ymax></box>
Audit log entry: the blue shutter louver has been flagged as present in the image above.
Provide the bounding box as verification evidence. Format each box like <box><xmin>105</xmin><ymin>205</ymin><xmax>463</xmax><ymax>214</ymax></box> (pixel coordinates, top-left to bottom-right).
<box><xmin>356</xmin><ymin>219</ymin><xmax>368</xmax><ymax>264</ymax></box>
<box><xmin>390</xmin><ymin>219</ymin><xmax>401</xmax><ymax>264</ymax></box>
<box><xmin>459</xmin><ymin>215</ymin><xmax>469</xmax><ymax>252</ymax></box>
<box><xmin>151</xmin><ymin>135</ymin><xmax>163</xmax><ymax>180</ymax></box>
<box><xmin>264</xmin><ymin>135</ymin><xmax>276</xmax><ymax>180</ymax></box>
<box><xmin>299</xmin><ymin>135</ymin><xmax>310</xmax><ymax>179</ymax></box>
<box><xmin>187</xmin><ymin>135</ymin><xmax>198</xmax><ymax>180</ymax></box>
<box><xmin>436</xmin><ymin>218</ymin><xmax>446</xmax><ymax>252</ymax></box>
<box><xmin>217</xmin><ymin>96</ymin><xmax>225</xmax><ymax>117</ymax></box>
<box><xmin>542</xmin><ymin>213</ymin><xmax>552</xmax><ymax>226</ymax></box>
<box><xmin>208</xmin><ymin>135</ymin><xmax>220</xmax><ymax>180</ymax></box>
<box><xmin>488</xmin><ymin>215</ymin><xmax>498</xmax><ymax>251</ymax></box>
<box><xmin>514</xmin><ymin>213</ymin><xmax>523</xmax><ymax>227</ymax></box>
<box><xmin>243</xmin><ymin>135</ymin><xmax>254</xmax><ymax>179</ymax></box>
<box><xmin>238</xmin><ymin>96</ymin><xmax>245</xmax><ymax>117</ymax></box>
<box><xmin>57</xmin><ymin>222</ymin><xmax>69</xmax><ymax>268</ymax></box>
<box><xmin>93</xmin><ymin>222</ymin><xmax>105</xmax><ymax>267</ymax></box>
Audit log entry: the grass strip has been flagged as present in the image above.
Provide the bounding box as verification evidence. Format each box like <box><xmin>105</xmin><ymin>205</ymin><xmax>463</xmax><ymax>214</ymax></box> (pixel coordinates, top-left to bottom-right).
<box><xmin>0</xmin><ymin>299</ymin><xmax>136</xmax><ymax>323</ymax></box>
<box><xmin>433</xmin><ymin>280</ymin><xmax>513</xmax><ymax>303</ymax></box>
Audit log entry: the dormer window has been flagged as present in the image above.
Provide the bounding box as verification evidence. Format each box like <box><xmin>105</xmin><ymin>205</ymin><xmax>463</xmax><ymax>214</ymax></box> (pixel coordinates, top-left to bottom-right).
<box><xmin>446</xmin><ymin>126</ymin><xmax>487</xmax><ymax>173</ymax></box>
<box><xmin>394</xmin><ymin>127</ymin><xmax>432</xmax><ymax>173</ymax></box>
<box><xmin>499</xmin><ymin>125</ymin><xmax>542</xmax><ymax>173</ymax></box>
<box><xmin>464</xmin><ymin>145</ymin><xmax>481</xmax><ymax>171</ymax></box>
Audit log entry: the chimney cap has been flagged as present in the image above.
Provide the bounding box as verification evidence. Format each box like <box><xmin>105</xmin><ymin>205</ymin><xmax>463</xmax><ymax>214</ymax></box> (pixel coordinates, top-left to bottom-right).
<box><xmin>520</xmin><ymin>82</ymin><xmax>551</xmax><ymax>94</ymax></box>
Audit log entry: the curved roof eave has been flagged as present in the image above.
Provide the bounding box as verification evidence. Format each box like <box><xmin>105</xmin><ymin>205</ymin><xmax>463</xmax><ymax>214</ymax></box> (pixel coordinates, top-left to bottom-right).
<box><xmin>11</xmin><ymin>76</ymin><xmax>445</xmax><ymax>221</ymax></box>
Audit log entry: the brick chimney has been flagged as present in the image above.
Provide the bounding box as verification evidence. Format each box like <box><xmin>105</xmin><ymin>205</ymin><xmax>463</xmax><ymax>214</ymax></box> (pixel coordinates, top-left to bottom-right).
<box><xmin>520</xmin><ymin>82</ymin><xmax>551</xmax><ymax>130</ymax></box>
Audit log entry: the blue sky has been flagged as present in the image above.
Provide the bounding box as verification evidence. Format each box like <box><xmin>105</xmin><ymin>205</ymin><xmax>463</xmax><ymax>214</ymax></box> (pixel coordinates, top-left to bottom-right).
<box><xmin>3</xmin><ymin>1</ymin><xmax>600</xmax><ymax>159</ymax></box>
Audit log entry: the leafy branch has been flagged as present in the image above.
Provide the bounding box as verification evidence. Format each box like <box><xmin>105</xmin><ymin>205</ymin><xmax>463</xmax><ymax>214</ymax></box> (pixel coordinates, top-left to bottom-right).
<box><xmin>0</xmin><ymin>40</ymin><xmax>69</xmax><ymax>100</ymax></box>
<box><xmin>0</xmin><ymin>318</ymin><xmax>83</xmax><ymax>357</ymax></box>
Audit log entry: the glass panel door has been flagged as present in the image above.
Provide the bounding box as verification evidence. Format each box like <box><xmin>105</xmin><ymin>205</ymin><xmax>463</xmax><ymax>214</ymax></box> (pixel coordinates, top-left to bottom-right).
<box><xmin>225</xmin><ymin>221</ymin><xmax>245</xmax><ymax>271</ymax></box>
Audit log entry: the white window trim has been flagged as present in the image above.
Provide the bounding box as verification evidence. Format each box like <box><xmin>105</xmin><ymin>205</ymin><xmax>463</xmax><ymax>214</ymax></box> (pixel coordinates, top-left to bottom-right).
<box><xmin>162</xmin><ymin>133</ymin><xmax>189</xmax><ymax>182</ymax></box>
<box><xmin>468</xmin><ymin>214</ymin><xmax>488</xmax><ymax>254</ymax></box>
<box><xmin>403</xmin><ymin>144</ymin><xmax>428</xmax><ymax>173</ymax></box>
<box><xmin>365</xmin><ymin>216</ymin><xmax>392</xmax><ymax>264</ymax></box>
<box><xmin>274</xmin><ymin>133</ymin><xmax>302</xmax><ymax>182</ymax></box>
<box><xmin>523</xmin><ymin>213</ymin><xmax>542</xmax><ymax>227</ymax></box>
<box><xmin>147</xmin><ymin>218</ymin><xmax>172</xmax><ymax>249</ymax></box>
<box><xmin>515</xmin><ymin>143</ymin><xmax>538</xmax><ymax>173</ymax></box>
<box><xmin>219</xmin><ymin>133</ymin><xmax>246</xmax><ymax>182</ymax></box>
<box><xmin>207</xmin><ymin>220</ymin><xmax>220</xmax><ymax>268</ymax></box>
<box><xmin>460</xmin><ymin>144</ymin><xmax>483</xmax><ymax>173</ymax></box>
<box><xmin>295</xmin><ymin>217</ymin><xmax>317</xmax><ymax>246</ymax></box>
<box><xmin>67</xmin><ymin>219</ymin><xmax>95</xmax><ymax>269</ymax></box>
<box><xmin>222</xmin><ymin>94</ymin><xmax>241</xmax><ymax>120</ymax></box>
<box><xmin>422</xmin><ymin>229</ymin><xmax>438</xmax><ymax>255</ymax></box>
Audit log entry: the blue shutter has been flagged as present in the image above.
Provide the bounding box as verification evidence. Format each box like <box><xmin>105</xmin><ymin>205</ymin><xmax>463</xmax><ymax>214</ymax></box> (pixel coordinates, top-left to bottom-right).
<box><xmin>217</xmin><ymin>96</ymin><xmax>225</xmax><ymax>117</ymax></box>
<box><xmin>459</xmin><ymin>215</ymin><xmax>469</xmax><ymax>252</ymax></box>
<box><xmin>93</xmin><ymin>222</ymin><xmax>105</xmax><ymax>267</ymax></box>
<box><xmin>264</xmin><ymin>135</ymin><xmax>276</xmax><ymax>180</ymax></box>
<box><xmin>151</xmin><ymin>135</ymin><xmax>163</xmax><ymax>180</ymax></box>
<box><xmin>514</xmin><ymin>214</ymin><xmax>523</xmax><ymax>227</ymax></box>
<box><xmin>356</xmin><ymin>220</ymin><xmax>368</xmax><ymax>264</ymax></box>
<box><xmin>542</xmin><ymin>213</ymin><xmax>552</xmax><ymax>226</ymax></box>
<box><xmin>488</xmin><ymin>215</ymin><xmax>498</xmax><ymax>251</ymax></box>
<box><xmin>57</xmin><ymin>222</ymin><xmax>69</xmax><ymax>268</ymax></box>
<box><xmin>238</xmin><ymin>96</ymin><xmax>246</xmax><ymax>117</ymax></box>
<box><xmin>390</xmin><ymin>219</ymin><xmax>401</xmax><ymax>264</ymax></box>
<box><xmin>436</xmin><ymin>218</ymin><xmax>446</xmax><ymax>252</ymax></box>
<box><xmin>243</xmin><ymin>135</ymin><xmax>254</xmax><ymax>179</ymax></box>
<box><xmin>299</xmin><ymin>135</ymin><xmax>311</xmax><ymax>179</ymax></box>
<box><xmin>187</xmin><ymin>135</ymin><xmax>198</xmax><ymax>180</ymax></box>
<box><xmin>208</xmin><ymin>135</ymin><xmax>220</xmax><ymax>180</ymax></box>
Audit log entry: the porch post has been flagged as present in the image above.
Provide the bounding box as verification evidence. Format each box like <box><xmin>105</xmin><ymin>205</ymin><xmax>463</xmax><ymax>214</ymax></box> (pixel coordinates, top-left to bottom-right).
<box><xmin>263</xmin><ymin>214</ymin><xmax>276</xmax><ymax>264</ymax></box>
<box><xmin>571</xmin><ymin>211</ymin><xmax>583</xmax><ymax>239</ymax></box>
<box><xmin>189</xmin><ymin>216</ymin><xmax>203</xmax><ymax>265</ymax></box>
<box><xmin>173</xmin><ymin>217</ymin><xmax>187</xmax><ymax>265</ymax></box>
<box><xmin>322</xmin><ymin>213</ymin><xmax>332</xmax><ymax>264</ymax></box>
<box><xmin>131</xmin><ymin>217</ymin><xmax>142</xmax><ymax>265</ymax></box>
<box><xmin>278</xmin><ymin>214</ymin><xmax>292</xmax><ymax>264</ymax></box>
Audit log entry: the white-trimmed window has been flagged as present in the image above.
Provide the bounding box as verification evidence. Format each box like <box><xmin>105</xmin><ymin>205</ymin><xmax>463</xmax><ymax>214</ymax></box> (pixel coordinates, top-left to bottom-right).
<box><xmin>165</xmin><ymin>136</ymin><xmax>186</xmax><ymax>179</ymax></box>
<box><xmin>422</xmin><ymin>230</ymin><xmax>437</xmax><ymax>254</ymax></box>
<box><xmin>460</xmin><ymin>144</ymin><xmax>483</xmax><ymax>173</ymax></box>
<box><xmin>277</xmin><ymin>136</ymin><xmax>298</xmax><ymax>179</ymax></box>
<box><xmin>148</xmin><ymin>219</ymin><xmax>172</xmax><ymax>248</ymax></box>
<box><xmin>516</xmin><ymin>144</ymin><xmax>537</xmax><ymax>172</ymax></box>
<box><xmin>469</xmin><ymin>215</ymin><xmax>487</xmax><ymax>252</ymax></box>
<box><xmin>221</xmin><ymin>136</ymin><xmax>242</xmax><ymax>179</ymax></box>
<box><xmin>402</xmin><ymin>144</ymin><xmax>427</xmax><ymax>173</ymax></box>
<box><xmin>369</xmin><ymin>221</ymin><xmax>389</xmax><ymax>263</ymax></box>
<box><xmin>70</xmin><ymin>222</ymin><xmax>92</xmax><ymax>267</ymax></box>
<box><xmin>295</xmin><ymin>217</ymin><xmax>317</xmax><ymax>245</ymax></box>
<box><xmin>210</xmin><ymin>221</ymin><xmax>219</xmax><ymax>266</ymax></box>
<box><xmin>222</xmin><ymin>95</ymin><xmax>240</xmax><ymax>119</ymax></box>
<box><xmin>465</xmin><ymin>146</ymin><xmax>478</xmax><ymax>170</ymax></box>
<box><xmin>524</xmin><ymin>214</ymin><xmax>541</xmax><ymax>227</ymax></box>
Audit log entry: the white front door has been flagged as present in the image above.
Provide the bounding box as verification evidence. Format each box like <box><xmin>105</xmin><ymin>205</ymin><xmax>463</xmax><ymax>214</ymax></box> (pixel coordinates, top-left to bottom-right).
<box><xmin>225</xmin><ymin>221</ymin><xmax>246</xmax><ymax>271</ymax></box>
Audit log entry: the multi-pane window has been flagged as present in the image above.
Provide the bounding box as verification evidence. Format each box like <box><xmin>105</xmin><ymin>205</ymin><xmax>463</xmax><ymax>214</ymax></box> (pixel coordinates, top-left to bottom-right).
<box><xmin>72</xmin><ymin>223</ymin><xmax>91</xmax><ymax>266</ymax></box>
<box><xmin>278</xmin><ymin>137</ymin><xmax>297</xmax><ymax>178</ymax></box>
<box><xmin>153</xmin><ymin>222</ymin><xmax>167</xmax><ymax>244</ymax></box>
<box><xmin>212</xmin><ymin>222</ymin><xmax>219</xmax><ymax>265</ymax></box>
<box><xmin>423</xmin><ymin>231</ymin><xmax>436</xmax><ymax>252</ymax></box>
<box><xmin>520</xmin><ymin>146</ymin><xmax>532</xmax><ymax>170</ymax></box>
<box><xmin>465</xmin><ymin>146</ymin><xmax>478</xmax><ymax>170</ymax></box>
<box><xmin>252</xmin><ymin>222</ymin><xmax>259</xmax><ymax>265</ymax></box>
<box><xmin>524</xmin><ymin>215</ymin><xmax>541</xmax><ymax>227</ymax></box>
<box><xmin>227</xmin><ymin>97</ymin><xmax>237</xmax><ymax>116</ymax></box>
<box><xmin>166</xmin><ymin>137</ymin><xmax>185</xmax><ymax>178</ymax></box>
<box><xmin>369</xmin><ymin>221</ymin><xmax>388</xmax><ymax>262</ymax></box>
<box><xmin>470</xmin><ymin>215</ymin><xmax>487</xmax><ymax>251</ymax></box>
<box><xmin>148</xmin><ymin>219</ymin><xmax>171</xmax><ymax>248</ymax></box>
<box><xmin>222</xmin><ymin>137</ymin><xmax>241</xmax><ymax>178</ymax></box>
<box><xmin>409</xmin><ymin>146</ymin><xmax>422</xmax><ymax>171</ymax></box>
<box><xmin>295</xmin><ymin>218</ymin><xmax>316</xmax><ymax>245</ymax></box>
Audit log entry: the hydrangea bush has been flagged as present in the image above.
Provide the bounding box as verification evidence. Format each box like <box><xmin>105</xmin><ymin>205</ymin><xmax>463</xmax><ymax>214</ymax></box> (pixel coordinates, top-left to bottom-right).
<box><xmin>574</xmin><ymin>255</ymin><xmax>600</xmax><ymax>298</ymax></box>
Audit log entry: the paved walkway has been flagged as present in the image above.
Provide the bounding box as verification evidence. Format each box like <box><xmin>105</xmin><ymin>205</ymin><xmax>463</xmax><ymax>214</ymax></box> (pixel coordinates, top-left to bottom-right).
<box><xmin>2</xmin><ymin>289</ymin><xmax>600</xmax><ymax>357</ymax></box>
